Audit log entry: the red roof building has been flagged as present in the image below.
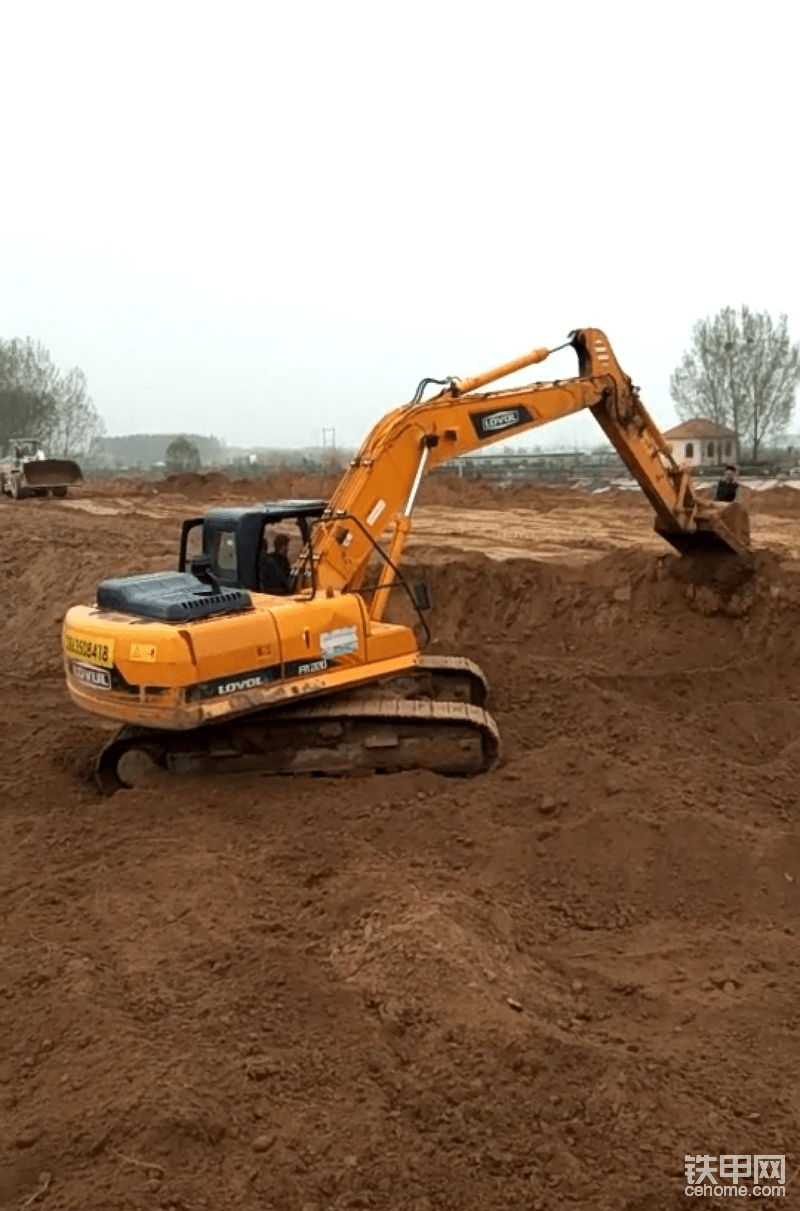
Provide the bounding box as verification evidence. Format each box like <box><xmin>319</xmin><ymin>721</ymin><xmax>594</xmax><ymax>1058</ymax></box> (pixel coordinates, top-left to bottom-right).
<box><xmin>664</xmin><ymin>418</ymin><xmax>738</xmax><ymax>468</ymax></box>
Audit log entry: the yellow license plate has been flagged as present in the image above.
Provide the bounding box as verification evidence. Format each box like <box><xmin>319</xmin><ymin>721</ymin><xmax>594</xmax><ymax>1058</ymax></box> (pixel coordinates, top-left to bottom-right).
<box><xmin>64</xmin><ymin>631</ymin><xmax>115</xmax><ymax>668</ymax></box>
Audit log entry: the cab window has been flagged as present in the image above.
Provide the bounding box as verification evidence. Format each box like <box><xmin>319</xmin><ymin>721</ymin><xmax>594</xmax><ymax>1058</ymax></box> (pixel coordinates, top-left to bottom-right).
<box><xmin>213</xmin><ymin>531</ymin><xmax>238</xmax><ymax>573</ymax></box>
<box><xmin>183</xmin><ymin>522</ymin><xmax>204</xmax><ymax>565</ymax></box>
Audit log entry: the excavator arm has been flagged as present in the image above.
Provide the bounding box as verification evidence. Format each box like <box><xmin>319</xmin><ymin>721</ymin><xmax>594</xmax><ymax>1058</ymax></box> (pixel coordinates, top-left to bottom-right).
<box><xmin>305</xmin><ymin>328</ymin><xmax>751</xmax><ymax>611</ymax></box>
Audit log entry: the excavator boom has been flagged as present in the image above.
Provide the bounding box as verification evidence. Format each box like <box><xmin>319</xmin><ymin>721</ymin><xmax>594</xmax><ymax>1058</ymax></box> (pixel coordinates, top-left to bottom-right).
<box><xmin>305</xmin><ymin>328</ymin><xmax>751</xmax><ymax>604</ymax></box>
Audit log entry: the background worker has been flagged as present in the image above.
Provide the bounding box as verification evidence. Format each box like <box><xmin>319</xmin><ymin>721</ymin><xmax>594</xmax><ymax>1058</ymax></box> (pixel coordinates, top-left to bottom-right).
<box><xmin>714</xmin><ymin>464</ymin><xmax>740</xmax><ymax>503</ymax></box>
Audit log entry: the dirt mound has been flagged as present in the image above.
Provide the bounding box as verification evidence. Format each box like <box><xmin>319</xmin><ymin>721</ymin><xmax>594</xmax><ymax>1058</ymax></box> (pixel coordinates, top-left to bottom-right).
<box><xmin>158</xmin><ymin>470</ymin><xmax>236</xmax><ymax>498</ymax></box>
<box><xmin>3</xmin><ymin>505</ymin><xmax>800</xmax><ymax>1209</ymax></box>
<box><xmin>418</xmin><ymin>475</ymin><xmax>639</xmax><ymax>512</ymax></box>
<box><xmin>750</xmin><ymin>483</ymin><xmax>800</xmax><ymax>516</ymax></box>
<box><xmin>154</xmin><ymin>470</ymin><xmax>341</xmax><ymax>501</ymax></box>
<box><xmin>78</xmin><ymin>469</ymin><xmax>643</xmax><ymax>514</ymax></box>
<box><xmin>77</xmin><ymin>470</ymin><xmax>342</xmax><ymax>503</ymax></box>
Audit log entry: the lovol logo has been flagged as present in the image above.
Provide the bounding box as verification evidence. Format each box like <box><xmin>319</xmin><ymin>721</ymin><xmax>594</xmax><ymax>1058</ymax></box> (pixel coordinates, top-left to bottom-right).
<box><xmin>469</xmin><ymin>403</ymin><xmax>533</xmax><ymax>441</ymax></box>
<box><xmin>481</xmin><ymin>409</ymin><xmax>521</xmax><ymax>432</ymax></box>
<box><xmin>217</xmin><ymin>674</ymin><xmax>267</xmax><ymax>696</ymax></box>
<box><xmin>72</xmin><ymin>662</ymin><xmax>111</xmax><ymax>690</ymax></box>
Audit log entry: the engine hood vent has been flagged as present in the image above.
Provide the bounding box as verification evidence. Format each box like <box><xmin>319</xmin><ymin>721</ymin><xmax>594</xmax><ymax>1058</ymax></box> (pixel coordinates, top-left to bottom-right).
<box><xmin>97</xmin><ymin>571</ymin><xmax>252</xmax><ymax>622</ymax></box>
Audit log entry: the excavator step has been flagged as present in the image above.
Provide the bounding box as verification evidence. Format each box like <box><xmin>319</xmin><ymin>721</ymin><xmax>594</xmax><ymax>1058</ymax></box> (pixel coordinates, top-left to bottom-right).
<box><xmin>96</xmin><ymin>697</ymin><xmax>501</xmax><ymax>794</ymax></box>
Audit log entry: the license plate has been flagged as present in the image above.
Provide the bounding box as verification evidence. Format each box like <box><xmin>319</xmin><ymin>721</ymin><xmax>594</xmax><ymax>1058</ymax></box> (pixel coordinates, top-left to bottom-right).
<box><xmin>71</xmin><ymin>661</ymin><xmax>112</xmax><ymax>690</ymax></box>
<box><xmin>64</xmin><ymin>631</ymin><xmax>115</xmax><ymax>668</ymax></box>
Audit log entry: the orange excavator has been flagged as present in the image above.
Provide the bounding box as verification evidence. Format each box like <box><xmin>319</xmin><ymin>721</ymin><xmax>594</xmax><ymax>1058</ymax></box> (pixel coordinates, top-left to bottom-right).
<box><xmin>62</xmin><ymin>329</ymin><xmax>751</xmax><ymax>791</ymax></box>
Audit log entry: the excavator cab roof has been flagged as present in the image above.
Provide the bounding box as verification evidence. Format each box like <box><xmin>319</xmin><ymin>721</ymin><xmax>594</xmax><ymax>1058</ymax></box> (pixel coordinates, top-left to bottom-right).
<box><xmin>202</xmin><ymin>499</ymin><xmax>328</xmax><ymax>526</ymax></box>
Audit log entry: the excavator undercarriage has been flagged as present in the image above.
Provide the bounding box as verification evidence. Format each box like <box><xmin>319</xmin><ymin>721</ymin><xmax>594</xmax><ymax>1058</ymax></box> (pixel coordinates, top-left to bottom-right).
<box><xmin>95</xmin><ymin>656</ymin><xmax>499</xmax><ymax>792</ymax></box>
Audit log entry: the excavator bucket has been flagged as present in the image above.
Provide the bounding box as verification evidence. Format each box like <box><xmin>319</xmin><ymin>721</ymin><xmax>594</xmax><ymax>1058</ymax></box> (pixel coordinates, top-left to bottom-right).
<box><xmin>21</xmin><ymin>458</ymin><xmax>83</xmax><ymax>489</ymax></box>
<box><xmin>709</xmin><ymin>501</ymin><xmax>751</xmax><ymax>551</ymax></box>
<box><xmin>655</xmin><ymin>501</ymin><xmax>753</xmax><ymax>566</ymax></box>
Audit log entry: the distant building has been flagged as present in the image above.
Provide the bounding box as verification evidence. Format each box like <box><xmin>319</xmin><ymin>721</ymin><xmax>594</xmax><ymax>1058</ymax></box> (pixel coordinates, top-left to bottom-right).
<box><xmin>664</xmin><ymin>419</ymin><xmax>738</xmax><ymax>467</ymax></box>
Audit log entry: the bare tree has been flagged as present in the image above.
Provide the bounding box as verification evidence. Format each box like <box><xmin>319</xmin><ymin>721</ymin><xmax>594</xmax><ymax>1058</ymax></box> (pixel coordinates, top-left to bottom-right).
<box><xmin>0</xmin><ymin>339</ymin><xmax>56</xmax><ymax>446</ymax></box>
<box><xmin>47</xmin><ymin>368</ymin><xmax>105</xmax><ymax>456</ymax></box>
<box><xmin>670</xmin><ymin>307</ymin><xmax>800</xmax><ymax>460</ymax></box>
<box><xmin>0</xmin><ymin>337</ymin><xmax>104</xmax><ymax>455</ymax></box>
<box><xmin>0</xmin><ymin>386</ymin><xmax>57</xmax><ymax>448</ymax></box>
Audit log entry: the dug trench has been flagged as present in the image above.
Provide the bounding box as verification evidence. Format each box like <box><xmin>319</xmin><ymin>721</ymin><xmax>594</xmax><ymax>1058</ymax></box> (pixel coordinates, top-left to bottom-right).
<box><xmin>2</xmin><ymin>499</ymin><xmax>800</xmax><ymax>1210</ymax></box>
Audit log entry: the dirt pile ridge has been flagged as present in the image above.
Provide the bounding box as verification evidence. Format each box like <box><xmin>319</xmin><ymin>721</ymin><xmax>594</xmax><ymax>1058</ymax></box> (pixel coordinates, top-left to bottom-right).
<box><xmin>75</xmin><ymin>466</ymin><xmax>800</xmax><ymax>513</ymax></box>
<box><xmin>79</xmin><ymin>471</ymin><xmax>342</xmax><ymax>503</ymax></box>
<box><xmin>2</xmin><ymin>498</ymin><xmax>800</xmax><ymax>1210</ymax></box>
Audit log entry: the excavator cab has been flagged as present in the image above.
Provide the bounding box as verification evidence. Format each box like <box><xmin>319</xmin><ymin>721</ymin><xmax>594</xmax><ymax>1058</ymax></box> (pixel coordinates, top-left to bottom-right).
<box><xmin>94</xmin><ymin>501</ymin><xmax>327</xmax><ymax>627</ymax></box>
<box><xmin>177</xmin><ymin>500</ymin><xmax>327</xmax><ymax>593</ymax></box>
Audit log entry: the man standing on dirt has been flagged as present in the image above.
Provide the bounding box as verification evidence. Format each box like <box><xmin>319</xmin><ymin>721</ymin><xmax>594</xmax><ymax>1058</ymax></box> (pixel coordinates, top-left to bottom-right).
<box><xmin>714</xmin><ymin>465</ymin><xmax>740</xmax><ymax>503</ymax></box>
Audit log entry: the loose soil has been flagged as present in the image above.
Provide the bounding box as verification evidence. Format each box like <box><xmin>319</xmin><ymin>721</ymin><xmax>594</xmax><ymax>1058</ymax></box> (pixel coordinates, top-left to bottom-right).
<box><xmin>2</xmin><ymin>474</ymin><xmax>800</xmax><ymax>1210</ymax></box>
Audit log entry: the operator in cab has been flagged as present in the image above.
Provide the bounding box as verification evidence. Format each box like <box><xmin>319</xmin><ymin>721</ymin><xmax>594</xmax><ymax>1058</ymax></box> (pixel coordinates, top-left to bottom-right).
<box><xmin>714</xmin><ymin>465</ymin><xmax>740</xmax><ymax>503</ymax></box>
<box><xmin>258</xmin><ymin>531</ymin><xmax>293</xmax><ymax>595</ymax></box>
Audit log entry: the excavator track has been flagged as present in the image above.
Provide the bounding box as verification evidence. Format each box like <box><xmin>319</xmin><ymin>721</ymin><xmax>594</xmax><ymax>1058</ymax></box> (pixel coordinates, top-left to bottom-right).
<box><xmin>96</xmin><ymin>696</ymin><xmax>500</xmax><ymax>794</ymax></box>
<box><xmin>360</xmin><ymin>655</ymin><xmax>488</xmax><ymax>706</ymax></box>
<box><xmin>94</xmin><ymin>654</ymin><xmax>495</xmax><ymax>794</ymax></box>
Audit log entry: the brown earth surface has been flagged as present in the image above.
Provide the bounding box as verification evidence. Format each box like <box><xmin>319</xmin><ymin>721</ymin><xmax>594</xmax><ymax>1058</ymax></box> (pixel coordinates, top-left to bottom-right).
<box><xmin>2</xmin><ymin>474</ymin><xmax>800</xmax><ymax>1210</ymax></box>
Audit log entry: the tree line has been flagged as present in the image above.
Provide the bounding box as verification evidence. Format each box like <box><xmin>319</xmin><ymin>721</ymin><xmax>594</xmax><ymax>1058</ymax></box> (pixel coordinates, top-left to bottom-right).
<box><xmin>101</xmin><ymin>432</ymin><xmax>226</xmax><ymax>465</ymax></box>
<box><xmin>3</xmin><ymin>311</ymin><xmax>799</xmax><ymax>466</ymax></box>
<box><xmin>0</xmin><ymin>338</ymin><xmax>104</xmax><ymax>455</ymax></box>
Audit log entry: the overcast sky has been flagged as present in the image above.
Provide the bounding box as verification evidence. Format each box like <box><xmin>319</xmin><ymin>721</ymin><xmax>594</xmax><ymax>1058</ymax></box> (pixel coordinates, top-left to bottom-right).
<box><xmin>2</xmin><ymin>0</ymin><xmax>797</xmax><ymax>451</ymax></box>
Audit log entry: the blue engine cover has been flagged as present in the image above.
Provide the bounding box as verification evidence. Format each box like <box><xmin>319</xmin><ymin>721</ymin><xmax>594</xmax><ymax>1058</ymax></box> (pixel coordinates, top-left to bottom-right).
<box><xmin>97</xmin><ymin>571</ymin><xmax>252</xmax><ymax>622</ymax></box>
